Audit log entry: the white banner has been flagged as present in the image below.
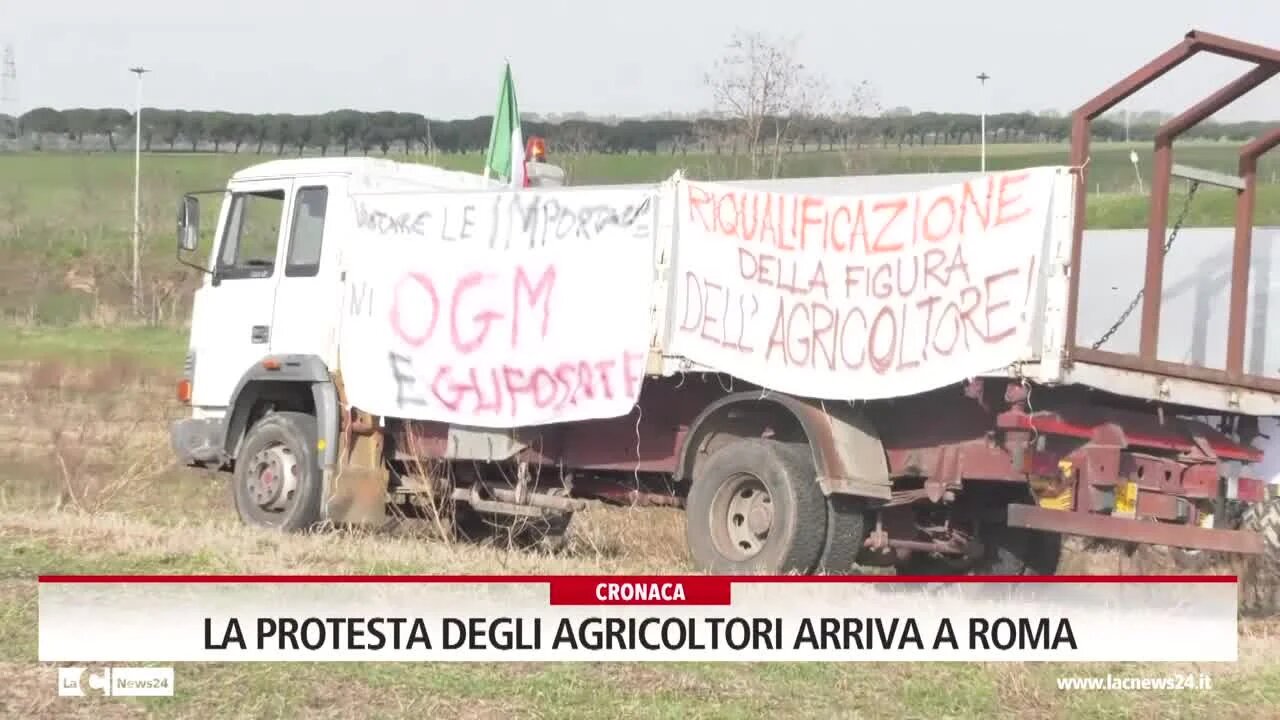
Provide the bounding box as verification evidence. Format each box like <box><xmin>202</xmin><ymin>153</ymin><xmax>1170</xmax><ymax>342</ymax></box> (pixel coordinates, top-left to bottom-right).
<box><xmin>38</xmin><ymin>576</ymin><xmax>1237</xmax><ymax>663</ymax></box>
<box><xmin>668</xmin><ymin>169</ymin><xmax>1060</xmax><ymax>399</ymax></box>
<box><xmin>338</xmin><ymin>187</ymin><xmax>659</xmax><ymax>427</ymax></box>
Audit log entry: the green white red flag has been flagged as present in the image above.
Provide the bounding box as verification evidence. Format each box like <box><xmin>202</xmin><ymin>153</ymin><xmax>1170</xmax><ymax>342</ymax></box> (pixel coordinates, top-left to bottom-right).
<box><xmin>483</xmin><ymin>63</ymin><xmax>526</xmax><ymax>187</ymax></box>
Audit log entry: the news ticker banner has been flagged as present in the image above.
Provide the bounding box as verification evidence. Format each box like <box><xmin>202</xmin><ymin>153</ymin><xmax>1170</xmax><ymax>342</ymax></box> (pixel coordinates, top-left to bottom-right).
<box><xmin>38</xmin><ymin>575</ymin><xmax>1237</xmax><ymax>663</ymax></box>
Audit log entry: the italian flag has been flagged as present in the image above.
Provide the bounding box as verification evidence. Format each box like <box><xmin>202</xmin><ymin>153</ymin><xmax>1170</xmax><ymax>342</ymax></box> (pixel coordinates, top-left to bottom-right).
<box><xmin>483</xmin><ymin>63</ymin><xmax>527</xmax><ymax>188</ymax></box>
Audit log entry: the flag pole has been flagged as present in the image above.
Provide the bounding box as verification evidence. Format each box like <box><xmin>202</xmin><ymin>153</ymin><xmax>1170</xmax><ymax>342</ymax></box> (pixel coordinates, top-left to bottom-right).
<box><xmin>482</xmin><ymin>60</ymin><xmax>510</xmax><ymax>182</ymax></box>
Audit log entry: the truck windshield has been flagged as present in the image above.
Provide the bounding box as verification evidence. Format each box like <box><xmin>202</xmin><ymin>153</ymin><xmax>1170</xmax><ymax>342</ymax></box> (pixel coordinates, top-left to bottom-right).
<box><xmin>218</xmin><ymin>189</ymin><xmax>285</xmax><ymax>277</ymax></box>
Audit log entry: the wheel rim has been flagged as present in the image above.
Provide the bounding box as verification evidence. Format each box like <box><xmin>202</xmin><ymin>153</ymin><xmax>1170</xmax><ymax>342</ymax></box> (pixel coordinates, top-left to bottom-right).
<box><xmin>244</xmin><ymin>442</ymin><xmax>300</xmax><ymax>514</ymax></box>
<box><xmin>708</xmin><ymin>472</ymin><xmax>774</xmax><ymax>561</ymax></box>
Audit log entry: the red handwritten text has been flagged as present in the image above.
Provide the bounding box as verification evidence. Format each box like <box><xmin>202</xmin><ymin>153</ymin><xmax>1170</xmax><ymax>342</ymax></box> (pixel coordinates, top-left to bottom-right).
<box><xmin>675</xmin><ymin>170</ymin><xmax>1045</xmax><ymax>382</ymax></box>
<box><xmin>389</xmin><ymin>264</ymin><xmax>555</xmax><ymax>353</ymax></box>
<box><xmin>385</xmin><ymin>262</ymin><xmax>645</xmax><ymax>416</ymax></box>
<box><xmin>388</xmin><ymin>351</ymin><xmax>646</xmax><ymax>417</ymax></box>
<box><xmin>684</xmin><ymin>171</ymin><xmax>1032</xmax><ymax>254</ymax></box>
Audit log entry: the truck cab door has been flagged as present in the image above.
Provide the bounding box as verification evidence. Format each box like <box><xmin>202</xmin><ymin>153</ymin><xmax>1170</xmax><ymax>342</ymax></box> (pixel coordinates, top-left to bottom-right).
<box><xmin>268</xmin><ymin>183</ymin><xmax>338</xmax><ymax>364</ymax></box>
<box><xmin>188</xmin><ymin>179</ymin><xmax>291</xmax><ymax>412</ymax></box>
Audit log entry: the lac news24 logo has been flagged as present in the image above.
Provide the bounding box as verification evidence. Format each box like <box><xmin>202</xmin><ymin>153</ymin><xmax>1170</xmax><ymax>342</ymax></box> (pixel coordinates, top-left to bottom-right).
<box><xmin>58</xmin><ymin>667</ymin><xmax>174</xmax><ymax>697</ymax></box>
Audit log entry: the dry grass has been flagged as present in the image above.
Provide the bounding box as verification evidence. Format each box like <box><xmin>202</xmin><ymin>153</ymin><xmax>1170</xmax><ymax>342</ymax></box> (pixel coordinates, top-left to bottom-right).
<box><xmin>0</xmin><ymin>359</ymin><xmax>181</xmax><ymax>515</ymax></box>
<box><xmin>0</xmin><ymin>357</ymin><xmax>696</xmax><ymax>574</ymax></box>
<box><xmin>2</xmin><ymin>357</ymin><xmax>1274</xmax><ymax>584</ymax></box>
<box><xmin>1</xmin><ymin>357</ymin><xmax>1279</xmax><ymax>718</ymax></box>
<box><xmin>0</xmin><ymin>663</ymin><xmax>147</xmax><ymax>720</ymax></box>
<box><xmin>0</xmin><ymin>504</ymin><xmax>690</xmax><ymax>577</ymax></box>
<box><xmin>0</xmin><ymin>360</ymin><xmax>686</xmax><ymax>573</ymax></box>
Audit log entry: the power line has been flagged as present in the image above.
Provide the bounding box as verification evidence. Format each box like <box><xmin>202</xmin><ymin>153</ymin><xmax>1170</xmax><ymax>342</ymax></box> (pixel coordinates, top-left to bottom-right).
<box><xmin>1</xmin><ymin>44</ymin><xmax>16</xmax><ymax>109</ymax></box>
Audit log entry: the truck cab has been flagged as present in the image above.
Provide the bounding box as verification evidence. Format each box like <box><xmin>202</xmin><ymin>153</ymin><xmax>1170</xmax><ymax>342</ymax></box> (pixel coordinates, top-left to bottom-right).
<box><xmin>170</xmin><ymin>158</ymin><xmax>498</xmax><ymax>474</ymax></box>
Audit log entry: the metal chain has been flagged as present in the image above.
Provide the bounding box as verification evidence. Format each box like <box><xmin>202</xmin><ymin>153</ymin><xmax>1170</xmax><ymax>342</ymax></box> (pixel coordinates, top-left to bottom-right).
<box><xmin>1090</xmin><ymin>181</ymin><xmax>1201</xmax><ymax>350</ymax></box>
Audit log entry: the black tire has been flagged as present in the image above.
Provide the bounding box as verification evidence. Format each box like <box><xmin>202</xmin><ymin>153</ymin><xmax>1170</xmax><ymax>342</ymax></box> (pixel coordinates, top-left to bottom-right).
<box><xmin>816</xmin><ymin>494</ymin><xmax>870</xmax><ymax>575</ymax></box>
<box><xmin>685</xmin><ymin>439</ymin><xmax>827</xmax><ymax>575</ymax></box>
<box><xmin>231</xmin><ymin>411</ymin><xmax>324</xmax><ymax>531</ymax></box>
<box><xmin>1241</xmin><ymin>495</ymin><xmax>1280</xmax><ymax>612</ymax></box>
<box><xmin>1242</xmin><ymin>496</ymin><xmax>1280</xmax><ymax>565</ymax></box>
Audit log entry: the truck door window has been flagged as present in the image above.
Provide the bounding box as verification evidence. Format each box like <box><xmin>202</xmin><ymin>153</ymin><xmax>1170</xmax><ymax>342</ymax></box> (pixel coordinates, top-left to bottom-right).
<box><xmin>285</xmin><ymin>187</ymin><xmax>328</xmax><ymax>277</ymax></box>
<box><xmin>217</xmin><ymin>189</ymin><xmax>285</xmax><ymax>279</ymax></box>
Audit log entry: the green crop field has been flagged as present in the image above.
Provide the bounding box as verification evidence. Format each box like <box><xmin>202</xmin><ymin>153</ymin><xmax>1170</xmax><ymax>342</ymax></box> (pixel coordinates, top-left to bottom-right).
<box><xmin>1</xmin><ymin>141</ymin><xmax>1277</xmax><ymax>327</ymax></box>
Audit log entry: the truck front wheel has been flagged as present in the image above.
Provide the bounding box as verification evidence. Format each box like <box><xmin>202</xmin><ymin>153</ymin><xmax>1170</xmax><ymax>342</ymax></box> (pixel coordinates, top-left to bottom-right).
<box><xmin>685</xmin><ymin>439</ymin><xmax>827</xmax><ymax>574</ymax></box>
<box><xmin>232</xmin><ymin>411</ymin><xmax>324</xmax><ymax>532</ymax></box>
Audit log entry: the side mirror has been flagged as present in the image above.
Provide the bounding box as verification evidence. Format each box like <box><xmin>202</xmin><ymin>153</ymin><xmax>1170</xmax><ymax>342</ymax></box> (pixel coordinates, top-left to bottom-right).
<box><xmin>177</xmin><ymin>195</ymin><xmax>199</xmax><ymax>253</ymax></box>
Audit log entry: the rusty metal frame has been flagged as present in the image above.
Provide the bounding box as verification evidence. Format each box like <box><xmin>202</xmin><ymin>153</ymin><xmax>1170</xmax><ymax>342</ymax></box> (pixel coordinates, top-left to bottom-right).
<box><xmin>1227</xmin><ymin>127</ymin><xmax>1280</xmax><ymax>372</ymax></box>
<box><xmin>1007</xmin><ymin>503</ymin><xmax>1264</xmax><ymax>554</ymax></box>
<box><xmin>1066</xmin><ymin>30</ymin><xmax>1280</xmax><ymax>391</ymax></box>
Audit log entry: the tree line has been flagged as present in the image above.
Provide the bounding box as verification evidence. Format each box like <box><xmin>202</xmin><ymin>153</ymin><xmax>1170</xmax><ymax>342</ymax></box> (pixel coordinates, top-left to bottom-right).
<box><xmin>0</xmin><ymin>107</ymin><xmax>1272</xmax><ymax>157</ymax></box>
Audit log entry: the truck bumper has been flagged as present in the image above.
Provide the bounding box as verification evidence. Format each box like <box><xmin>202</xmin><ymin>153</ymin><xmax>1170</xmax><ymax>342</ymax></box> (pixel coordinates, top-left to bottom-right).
<box><xmin>170</xmin><ymin>417</ymin><xmax>226</xmax><ymax>467</ymax></box>
<box><xmin>1007</xmin><ymin>503</ymin><xmax>1265</xmax><ymax>555</ymax></box>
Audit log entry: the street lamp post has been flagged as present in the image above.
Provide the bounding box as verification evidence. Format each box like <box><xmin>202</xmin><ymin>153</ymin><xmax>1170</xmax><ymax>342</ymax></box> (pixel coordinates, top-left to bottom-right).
<box><xmin>129</xmin><ymin>66</ymin><xmax>149</xmax><ymax>318</ymax></box>
<box><xmin>976</xmin><ymin>72</ymin><xmax>990</xmax><ymax>173</ymax></box>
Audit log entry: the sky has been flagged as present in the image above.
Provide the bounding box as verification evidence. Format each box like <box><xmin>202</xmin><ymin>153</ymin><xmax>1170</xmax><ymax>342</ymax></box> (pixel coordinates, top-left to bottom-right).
<box><xmin>2</xmin><ymin>0</ymin><xmax>1278</xmax><ymax>121</ymax></box>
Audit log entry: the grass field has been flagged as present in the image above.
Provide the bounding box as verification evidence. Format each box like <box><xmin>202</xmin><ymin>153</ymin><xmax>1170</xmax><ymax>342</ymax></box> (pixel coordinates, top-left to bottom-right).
<box><xmin>2</xmin><ymin>143</ymin><xmax>1280</xmax><ymax>718</ymax></box>
<box><xmin>2</xmin><ymin>141</ymin><xmax>1278</xmax><ymax>324</ymax></box>
<box><xmin>0</xmin><ymin>359</ymin><xmax>1277</xmax><ymax>719</ymax></box>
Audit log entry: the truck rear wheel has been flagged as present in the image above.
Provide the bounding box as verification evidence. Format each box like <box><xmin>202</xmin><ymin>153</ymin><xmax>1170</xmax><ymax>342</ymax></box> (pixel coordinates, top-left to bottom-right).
<box><xmin>1241</xmin><ymin>495</ymin><xmax>1280</xmax><ymax>611</ymax></box>
<box><xmin>1243</xmin><ymin>495</ymin><xmax>1280</xmax><ymax>563</ymax></box>
<box><xmin>231</xmin><ymin>411</ymin><xmax>324</xmax><ymax>532</ymax></box>
<box><xmin>685</xmin><ymin>439</ymin><xmax>827</xmax><ymax>574</ymax></box>
<box><xmin>816</xmin><ymin>495</ymin><xmax>871</xmax><ymax>574</ymax></box>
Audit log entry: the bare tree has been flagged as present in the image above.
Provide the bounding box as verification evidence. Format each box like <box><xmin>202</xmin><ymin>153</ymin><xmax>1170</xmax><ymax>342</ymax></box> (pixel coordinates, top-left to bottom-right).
<box><xmin>830</xmin><ymin>80</ymin><xmax>883</xmax><ymax>174</ymax></box>
<box><xmin>705</xmin><ymin>30</ymin><xmax>825</xmax><ymax>179</ymax></box>
<box><xmin>556</xmin><ymin>124</ymin><xmax>601</xmax><ymax>155</ymax></box>
<box><xmin>553</xmin><ymin>124</ymin><xmax>602</xmax><ymax>184</ymax></box>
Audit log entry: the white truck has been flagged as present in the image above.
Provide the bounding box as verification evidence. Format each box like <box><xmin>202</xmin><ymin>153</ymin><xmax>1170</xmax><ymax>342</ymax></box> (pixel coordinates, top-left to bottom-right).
<box><xmin>169</xmin><ymin>31</ymin><xmax>1280</xmax><ymax>576</ymax></box>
